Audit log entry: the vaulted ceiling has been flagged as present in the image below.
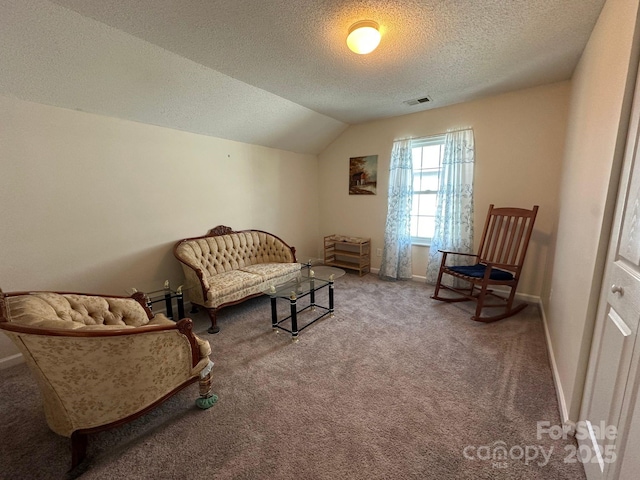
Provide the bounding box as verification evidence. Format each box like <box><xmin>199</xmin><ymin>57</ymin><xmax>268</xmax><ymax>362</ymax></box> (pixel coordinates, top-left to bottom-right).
<box><xmin>1</xmin><ymin>0</ymin><xmax>606</xmax><ymax>154</ymax></box>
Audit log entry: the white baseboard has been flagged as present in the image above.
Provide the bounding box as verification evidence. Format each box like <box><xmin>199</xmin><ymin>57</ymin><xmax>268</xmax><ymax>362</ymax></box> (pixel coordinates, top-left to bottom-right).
<box><xmin>369</xmin><ymin>267</ymin><xmax>427</xmax><ymax>283</ymax></box>
<box><xmin>538</xmin><ymin>298</ymin><xmax>571</xmax><ymax>425</ymax></box>
<box><xmin>0</xmin><ymin>352</ymin><xmax>24</xmax><ymax>370</ymax></box>
<box><xmin>489</xmin><ymin>287</ymin><xmax>539</xmax><ymax>305</ymax></box>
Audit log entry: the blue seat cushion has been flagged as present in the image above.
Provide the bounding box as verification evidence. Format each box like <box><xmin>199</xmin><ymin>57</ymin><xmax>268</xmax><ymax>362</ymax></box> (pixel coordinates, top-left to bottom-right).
<box><xmin>447</xmin><ymin>264</ymin><xmax>514</xmax><ymax>281</ymax></box>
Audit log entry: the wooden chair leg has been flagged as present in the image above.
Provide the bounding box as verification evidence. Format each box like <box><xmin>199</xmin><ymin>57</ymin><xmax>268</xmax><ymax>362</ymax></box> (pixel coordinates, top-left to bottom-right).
<box><xmin>70</xmin><ymin>431</ymin><xmax>87</xmax><ymax>469</ymax></box>
<box><xmin>506</xmin><ymin>286</ymin><xmax>517</xmax><ymax>312</ymax></box>
<box><xmin>473</xmin><ymin>286</ymin><xmax>489</xmax><ymax>321</ymax></box>
<box><xmin>432</xmin><ymin>271</ymin><xmax>444</xmax><ymax>298</ymax></box>
<box><xmin>206</xmin><ymin>309</ymin><xmax>219</xmax><ymax>334</ymax></box>
<box><xmin>473</xmin><ymin>285</ymin><xmax>528</xmax><ymax>322</ymax></box>
<box><xmin>195</xmin><ymin>366</ymin><xmax>218</xmax><ymax>409</ymax></box>
<box><xmin>431</xmin><ymin>254</ymin><xmax>448</xmax><ymax>299</ymax></box>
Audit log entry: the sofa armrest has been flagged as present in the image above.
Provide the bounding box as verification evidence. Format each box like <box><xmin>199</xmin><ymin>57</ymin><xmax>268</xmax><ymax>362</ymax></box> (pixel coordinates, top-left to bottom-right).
<box><xmin>173</xmin><ymin>240</ymin><xmax>211</xmax><ymax>305</ymax></box>
<box><xmin>179</xmin><ymin>266</ymin><xmax>209</xmax><ymax>307</ymax></box>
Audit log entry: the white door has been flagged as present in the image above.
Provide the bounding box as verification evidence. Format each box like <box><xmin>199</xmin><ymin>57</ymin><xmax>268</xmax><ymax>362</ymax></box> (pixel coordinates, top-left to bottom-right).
<box><xmin>579</xmin><ymin>65</ymin><xmax>640</xmax><ymax>480</ymax></box>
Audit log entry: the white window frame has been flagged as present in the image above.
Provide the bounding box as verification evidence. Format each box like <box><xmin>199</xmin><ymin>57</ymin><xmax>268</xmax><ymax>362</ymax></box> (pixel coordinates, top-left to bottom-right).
<box><xmin>411</xmin><ymin>135</ymin><xmax>446</xmax><ymax>246</ymax></box>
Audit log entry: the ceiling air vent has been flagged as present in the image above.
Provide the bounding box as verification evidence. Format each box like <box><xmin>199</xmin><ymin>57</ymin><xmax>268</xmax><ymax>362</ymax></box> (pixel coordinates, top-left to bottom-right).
<box><xmin>404</xmin><ymin>96</ymin><xmax>432</xmax><ymax>106</ymax></box>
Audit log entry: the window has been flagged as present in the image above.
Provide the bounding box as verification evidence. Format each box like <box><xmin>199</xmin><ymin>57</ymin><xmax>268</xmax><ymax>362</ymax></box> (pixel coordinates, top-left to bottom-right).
<box><xmin>411</xmin><ymin>135</ymin><xmax>445</xmax><ymax>245</ymax></box>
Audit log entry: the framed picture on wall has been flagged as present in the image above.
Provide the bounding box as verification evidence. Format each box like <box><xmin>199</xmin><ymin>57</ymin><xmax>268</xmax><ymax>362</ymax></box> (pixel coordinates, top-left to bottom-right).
<box><xmin>349</xmin><ymin>155</ymin><xmax>378</xmax><ymax>195</ymax></box>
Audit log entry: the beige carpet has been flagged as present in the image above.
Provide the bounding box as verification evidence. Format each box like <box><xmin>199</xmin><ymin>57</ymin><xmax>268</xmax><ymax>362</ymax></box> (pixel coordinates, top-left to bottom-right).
<box><xmin>0</xmin><ymin>273</ymin><xmax>586</xmax><ymax>479</ymax></box>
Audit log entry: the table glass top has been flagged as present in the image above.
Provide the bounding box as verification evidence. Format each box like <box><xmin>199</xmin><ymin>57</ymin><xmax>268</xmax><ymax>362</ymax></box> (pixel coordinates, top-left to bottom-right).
<box><xmin>262</xmin><ymin>263</ymin><xmax>346</xmax><ymax>298</ymax></box>
<box><xmin>300</xmin><ymin>265</ymin><xmax>346</xmax><ymax>281</ymax></box>
<box><xmin>264</xmin><ymin>275</ymin><xmax>331</xmax><ymax>299</ymax></box>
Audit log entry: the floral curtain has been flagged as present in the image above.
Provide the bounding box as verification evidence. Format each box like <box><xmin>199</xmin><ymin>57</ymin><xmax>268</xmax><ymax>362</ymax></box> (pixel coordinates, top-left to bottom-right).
<box><xmin>379</xmin><ymin>138</ymin><xmax>413</xmax><ymax>280</ymax></box>
<box><xmin>426</xmin><ymin>128</ymin><xmax>475</xmax><ymax>284</ymax></box>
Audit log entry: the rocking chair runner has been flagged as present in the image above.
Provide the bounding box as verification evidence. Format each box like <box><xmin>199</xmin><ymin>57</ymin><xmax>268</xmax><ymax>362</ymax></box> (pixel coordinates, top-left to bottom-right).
<box><xmin>431</xmin><ymin>204</ymin><xmax>539</xmax><ymax>322</ymax></box>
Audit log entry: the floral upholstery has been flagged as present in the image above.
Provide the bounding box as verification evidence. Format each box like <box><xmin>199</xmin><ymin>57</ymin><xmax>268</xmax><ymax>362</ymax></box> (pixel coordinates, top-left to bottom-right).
<box><xmin>175</xmin><ymin>229</ymin><xmax>300</xmax><ymax>309</ymax></box>
<box><xmin>205</xmin><ymin>268</ymin><xmax>301</xmax><ymax>307</ymax></box>
<box><xmin>0</xmin><ymin>290</ymin><xmax>215</xmax><ymax>448</ymax></box>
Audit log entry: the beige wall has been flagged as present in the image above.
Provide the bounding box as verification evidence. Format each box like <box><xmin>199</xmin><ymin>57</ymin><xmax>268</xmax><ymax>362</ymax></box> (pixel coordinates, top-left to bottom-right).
<box><xmin>0</xmin><ymin>94</ymin><xmax>320</xmax><ymax>364</ymax></box>
<box><xmin>543</xmin><ymin>0</ymin><xmax>640</xmax><ymax>423</ymax></box>
<box><xmin>318</xmin><ymin>82</ymin><xmax>571</xmax><ymax>296</ymax></box>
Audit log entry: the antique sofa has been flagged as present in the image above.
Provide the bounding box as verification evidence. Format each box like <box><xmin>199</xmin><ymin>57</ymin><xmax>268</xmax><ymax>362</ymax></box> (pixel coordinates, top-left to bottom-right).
<box><xmin>174</xmin><ymin>225</ymin><xmax>301</xmax><ymax>333</ymax></box>
<box><xmin>0</xmin><ymin>289</ymin><xmax>216</xmax><ymax>470</ymax></box>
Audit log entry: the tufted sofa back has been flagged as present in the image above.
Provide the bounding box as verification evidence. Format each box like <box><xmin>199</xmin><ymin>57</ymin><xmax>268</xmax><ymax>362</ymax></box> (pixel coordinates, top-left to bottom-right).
<box><xmin>2</xmin><ymin>292</ymin><xmax>151</xmax><ymax>330</ymax></box>
<box><xmin>175</xmin><ymin>230</ymin><xmax>296</xmax><ymax>277</ymax></box>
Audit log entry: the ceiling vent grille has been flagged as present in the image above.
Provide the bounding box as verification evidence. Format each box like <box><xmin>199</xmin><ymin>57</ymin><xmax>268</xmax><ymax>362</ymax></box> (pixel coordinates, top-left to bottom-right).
<box><xmin>404</xmin><ymin>96</ymin><xmax>432</xmax><ymax>106</ymax></box>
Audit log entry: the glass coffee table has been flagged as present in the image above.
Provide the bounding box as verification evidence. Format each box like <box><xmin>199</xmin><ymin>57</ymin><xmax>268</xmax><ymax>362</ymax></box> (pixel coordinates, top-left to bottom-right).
<box><xmin>264</xmin><ymin>264</ymin><xmax>344</xmax><ymax>340</ymax></box>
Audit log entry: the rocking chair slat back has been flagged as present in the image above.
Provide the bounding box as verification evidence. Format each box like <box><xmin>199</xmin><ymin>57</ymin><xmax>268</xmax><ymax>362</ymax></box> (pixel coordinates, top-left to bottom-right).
<box><xmin>478</xmin><ymin>206</ymin><xmax>538</xmax><ymax>272</ymax></box>
<box><xmin>504</xmin><ymin>217</ymin><xmax>522</xmax><ymax>264</ymax></box>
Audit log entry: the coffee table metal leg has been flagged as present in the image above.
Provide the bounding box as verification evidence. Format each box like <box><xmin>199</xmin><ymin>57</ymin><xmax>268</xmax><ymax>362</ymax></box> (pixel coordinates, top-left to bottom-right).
<box><xmin>310</xmin><ymin>277</ymin><xmax>315</xmax><ymax>311</ymax></box>
<box><xmin>290</xmin><ymin>293</ymin><xmax>298</xmax><ymax>340</ymax></box>
<box><xmin>177</xmin><ymin>288</ymin><xmax>185</xmax><ymax>320</ymax></box>
<box><xmin>163</xmin><ymin>280</ymin><xmax>174</xmax><ymax>320</ymax></box>
<box><xmin>329</xmin><ymin>278</ymin><xmax>335</xmax><ymax>317</ymax></box>
<box><xmin>271</xmin><ymin>297</ymin><xmax>278</xmax><ymax>330</ymax></box>
<box><xmin>164</xmin><ymin>292</ymin><xmax>174</xmax><ymax>320</ymax></box>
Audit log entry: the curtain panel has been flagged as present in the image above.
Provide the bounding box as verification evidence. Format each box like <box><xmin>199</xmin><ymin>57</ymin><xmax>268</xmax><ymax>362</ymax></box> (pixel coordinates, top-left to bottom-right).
<box><xmin>379</xmin><ymin>138</ymin><xmax>413</xmax><ymax>280</ymax></box>
<box><xmin>426</xmin><ymin>128</ymin><xmax>475</xmax><ymax>284</ymax></box>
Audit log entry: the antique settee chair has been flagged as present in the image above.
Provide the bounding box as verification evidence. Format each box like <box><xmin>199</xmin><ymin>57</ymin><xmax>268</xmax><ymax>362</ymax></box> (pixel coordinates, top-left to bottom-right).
<box><xmin>0</xmin><ymin>289</ymin><xmax>217</xmax><ymax>469</ymax></box>
<box><xmin>174</xmin><ymin>225</ymin><xmax>301</xmax><ymax>333</ymax></box>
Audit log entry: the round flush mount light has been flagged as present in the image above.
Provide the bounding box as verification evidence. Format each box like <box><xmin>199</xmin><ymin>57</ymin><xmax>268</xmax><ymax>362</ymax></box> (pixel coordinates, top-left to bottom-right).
<box><xmin>347</xmin><ymin>20</ymin><xmax>381</xmax><ymax>54</ymax></box>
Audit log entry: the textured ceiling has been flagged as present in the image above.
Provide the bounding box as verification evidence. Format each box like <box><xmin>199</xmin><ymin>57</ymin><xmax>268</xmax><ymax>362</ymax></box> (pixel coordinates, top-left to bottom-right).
<box><xmin>1</xmin><ymin>0</ymin><xmax>606</xmax><ymax>154</ymax></box>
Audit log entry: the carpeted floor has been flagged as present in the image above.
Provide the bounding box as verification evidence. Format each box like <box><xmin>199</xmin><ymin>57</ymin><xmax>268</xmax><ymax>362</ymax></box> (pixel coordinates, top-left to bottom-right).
<box><xmin>0</xmin><ymin>273</ymin><xmax>586</xmax><ymax>479</ymax></box>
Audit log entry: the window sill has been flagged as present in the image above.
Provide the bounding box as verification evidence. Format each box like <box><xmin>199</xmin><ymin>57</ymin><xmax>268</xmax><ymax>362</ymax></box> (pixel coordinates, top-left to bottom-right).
<box><xmin>411</xmin><ymin>239</ymin><xmax>431</xmax><ymax>247</ymax></box>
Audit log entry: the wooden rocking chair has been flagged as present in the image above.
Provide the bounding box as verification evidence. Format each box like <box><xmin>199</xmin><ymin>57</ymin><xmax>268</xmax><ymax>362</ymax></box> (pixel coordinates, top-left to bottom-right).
<box><xmin>431</xmin><ymin>204</ymin><xmax>539</xmax><ymax>322</ymax></box>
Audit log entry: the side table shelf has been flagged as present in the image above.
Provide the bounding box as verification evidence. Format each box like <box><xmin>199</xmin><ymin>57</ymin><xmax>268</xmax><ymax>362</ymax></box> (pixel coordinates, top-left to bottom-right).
<box><xmin>324</xmin><ymin>235</ymin><xmax>371</xmax><ymax>276</ymax></box>
<box><xmin>133</xmin><ymin>280</ymin><xmax>185</xmax><ymax>321</ymax></box>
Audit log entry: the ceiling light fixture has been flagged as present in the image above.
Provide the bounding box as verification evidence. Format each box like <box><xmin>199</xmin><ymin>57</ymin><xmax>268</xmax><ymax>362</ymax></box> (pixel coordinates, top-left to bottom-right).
<box><xmin>347</xmin><ymin>20</ymin><xmax>381</xmax><ymax>54</ymax></box>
